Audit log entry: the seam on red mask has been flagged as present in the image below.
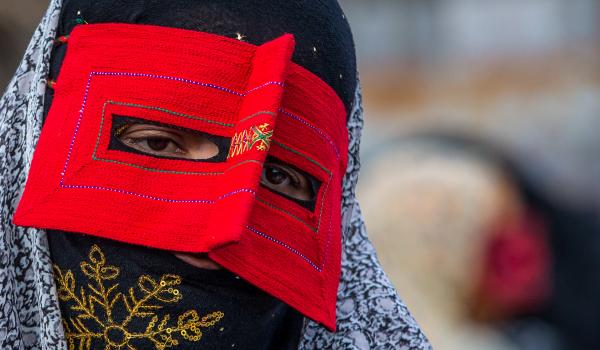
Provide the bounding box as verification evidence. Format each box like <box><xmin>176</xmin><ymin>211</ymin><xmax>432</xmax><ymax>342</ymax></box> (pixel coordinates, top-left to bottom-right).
<box><xmin>258</xmin><ymin>141</ymin><xmax>333</xmax><ymax>232</ymax></box>
<box><xmin>103</xmin><ymin>101</ymin><xmax>236</xmax><ymax>127</ymax></box>
<box><xmin>245</xmin><ymin>225</ymin><xmax>322</xmax><ymax>271</ymax></box>
<box><xmin>91</xmin><ymin>100</ymin><xmax>265</xmax><ymax>175</ymax></box>
<box><xmin>279</xmin><ymin>109</ymin><xmax>340</xmax><ymax>160</ymax></box>
<box><xmin>59</xmin><ymin>184</ymin><xmax>255</xmax><ymax>203</ymax></box>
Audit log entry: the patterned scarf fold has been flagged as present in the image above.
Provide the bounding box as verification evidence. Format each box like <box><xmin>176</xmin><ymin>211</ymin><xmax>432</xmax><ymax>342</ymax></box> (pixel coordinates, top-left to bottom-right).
<box><xmin>0</xmin><ymin>1</ymin><xmax>431</xmax><ymax>348</ymax></box>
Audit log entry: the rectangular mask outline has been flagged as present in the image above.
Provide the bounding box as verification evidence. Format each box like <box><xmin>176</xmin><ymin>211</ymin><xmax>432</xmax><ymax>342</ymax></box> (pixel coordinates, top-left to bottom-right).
<box><xmin>91</xmin><ymin>100</ymin><xmax>258</xmax><ymax>175</ymax></box>
<box><xmin>255</xmin><ymin>141</ymin><xmax>333</xmax><ymax>234</ymax></box>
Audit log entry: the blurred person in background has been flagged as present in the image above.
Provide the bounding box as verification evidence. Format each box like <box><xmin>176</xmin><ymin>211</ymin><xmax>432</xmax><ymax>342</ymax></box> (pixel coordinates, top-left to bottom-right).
<box><xmin>359</xmin><ymin>132</ymin><xmax>600</xmax><ymax>350</ymax></box>
<box><xmin>347</xmin><ymin>1</ymin><xmax>599</xmax><ymax>349</ymax></box>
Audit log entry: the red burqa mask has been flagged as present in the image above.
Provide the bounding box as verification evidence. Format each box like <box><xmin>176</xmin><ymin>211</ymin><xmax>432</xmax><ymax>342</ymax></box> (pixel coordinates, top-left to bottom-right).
<box><xmin>14</xmin><ymin>24</ymin><xmax>348</xmax><ymax>330</ymax></box>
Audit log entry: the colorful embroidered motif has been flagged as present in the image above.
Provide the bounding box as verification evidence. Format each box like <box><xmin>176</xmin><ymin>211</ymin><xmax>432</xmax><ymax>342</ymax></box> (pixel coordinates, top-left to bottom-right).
<box><xmin>251</xmin><ymin>123</ymin><xmax>274</xmax><ymax>151</ymax></box>
<box><xmin>228</xmin><ymin>123</ymin><xmax>273</xmax><ymax>158</ymax></box>
<box><xmin>53</xmin><ymin>245</ymin><xmax>224</xmax><ymax>350</ymax></box>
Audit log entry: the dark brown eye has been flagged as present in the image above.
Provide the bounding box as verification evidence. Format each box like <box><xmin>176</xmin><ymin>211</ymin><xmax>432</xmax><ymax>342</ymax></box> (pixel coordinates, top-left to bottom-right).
<box><xmin>146</xmin><ymin>137</ymin><xmax>170</xmax><ymax>151</ymax></box>
<box><xmin>115</xmin><ymin>122</ymin><xmax>219</xmax><ymax>160</ymax></box>
<box><xmin>264</xmin><ymin>166</ymin><xmax>289</xmax><ymax>185</ymax></box>
<box><xmin>261</xmin><ymin>160</ymin><xmax>316</xmax><ymax>202</ymax></box>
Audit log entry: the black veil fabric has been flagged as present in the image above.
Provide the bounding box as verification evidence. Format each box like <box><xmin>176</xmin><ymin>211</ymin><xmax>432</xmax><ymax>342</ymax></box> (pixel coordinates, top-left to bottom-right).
<box><xmin>49</xmin><ymin>232</ymin><xmax>304</xmax><ymax>349</ymax></box>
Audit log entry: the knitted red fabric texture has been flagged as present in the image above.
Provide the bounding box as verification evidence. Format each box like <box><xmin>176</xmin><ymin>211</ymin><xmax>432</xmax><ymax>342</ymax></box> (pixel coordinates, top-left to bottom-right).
<box><xmin>13</xmin><ymin>23</ymin><xmax>347</xmax><ymax>330</ymax></box>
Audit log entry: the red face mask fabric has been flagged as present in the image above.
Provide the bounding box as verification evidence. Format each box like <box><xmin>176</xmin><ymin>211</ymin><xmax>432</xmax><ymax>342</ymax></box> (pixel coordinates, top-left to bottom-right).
<box><xmin>13</xmin><ymin>24</ymin><xmax>348</xmax><ymax>330</ymax></box>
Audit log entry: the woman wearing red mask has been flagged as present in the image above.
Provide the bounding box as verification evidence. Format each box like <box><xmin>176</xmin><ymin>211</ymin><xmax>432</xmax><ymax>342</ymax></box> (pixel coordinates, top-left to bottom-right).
<box><xmin>1</xmin><ymin>1</ymin><xmax>431</xmax><ymax>349</ymax></box>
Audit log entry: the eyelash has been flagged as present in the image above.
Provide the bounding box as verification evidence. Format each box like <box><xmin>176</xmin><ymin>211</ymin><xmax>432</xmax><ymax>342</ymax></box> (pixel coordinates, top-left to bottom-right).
<box><xmin>285</xmin><ymin>169</ymin><xmax>302</xmax><ymax>189</ymax></box>
<box><xmin>265</xmin><ymin>163</ymin><xmax>300</xmax><ymax>185</ymax></box>
<box><xmin>123</xmin><ymin>136</ymin><xmax>186</xmax><ymax>154</ymax></box>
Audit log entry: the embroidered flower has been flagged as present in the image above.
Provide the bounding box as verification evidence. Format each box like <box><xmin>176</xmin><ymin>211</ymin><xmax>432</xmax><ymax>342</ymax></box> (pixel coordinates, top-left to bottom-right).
<box><xmin>53</xmin><ymin>244</ymin><xmax>223</xmax><ymax>350</ymax></box>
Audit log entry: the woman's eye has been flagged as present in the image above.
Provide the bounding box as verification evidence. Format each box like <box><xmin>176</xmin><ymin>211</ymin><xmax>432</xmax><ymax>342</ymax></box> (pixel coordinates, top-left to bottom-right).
<box><xmin>264</xmin><ymin>166</ymin><xmax>289</xmax><ymax>185</ymax></box>
<box><xmin>122</xmin><ymin>135</ymin><xmax>184</xmax><ymax>156</ymax></box>
<box><xmin>145</xmin><ymin>137</ymin><xmax>172</xmax><ymax>151</ymax></box>
<box><xmin>261</xmin><ymin>162</ymin><xmax>315</xmax><ymax>202</ymax></box>
<box><xmin>116</xmin><ymin>123</ymin><xmax>219</xmax><ymax>160</ymax></box>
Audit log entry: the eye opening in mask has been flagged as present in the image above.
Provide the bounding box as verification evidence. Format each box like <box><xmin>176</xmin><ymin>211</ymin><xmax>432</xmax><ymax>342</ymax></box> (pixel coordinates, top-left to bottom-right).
<box><xmin>260</xmin><ymin>155</ymin><xmax>322</xmax><ymax>211</ymax></box>
<box><xmin>109</xmin><ymin>114</ymin><xmax>231</xmax><ymax>162</ymax></box>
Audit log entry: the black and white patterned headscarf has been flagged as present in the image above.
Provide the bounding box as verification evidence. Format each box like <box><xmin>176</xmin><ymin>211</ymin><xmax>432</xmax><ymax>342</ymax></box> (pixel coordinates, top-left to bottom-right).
<box><xmin>0</xmin><ymin>1</ymin><xmax>431</xmax><ymax>348</ymax></box>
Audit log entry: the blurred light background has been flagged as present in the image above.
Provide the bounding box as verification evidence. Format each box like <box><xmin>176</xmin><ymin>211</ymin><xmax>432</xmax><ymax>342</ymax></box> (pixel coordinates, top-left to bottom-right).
<box><xmin>2</xmin><ymin>1</ymin><xmax>599</xmax><ymax>349</ymax></box>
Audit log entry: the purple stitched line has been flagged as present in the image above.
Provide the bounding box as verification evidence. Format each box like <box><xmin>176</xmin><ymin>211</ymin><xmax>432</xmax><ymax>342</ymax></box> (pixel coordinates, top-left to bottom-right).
<box><xmin>245</xmin><ymin>225</ymin><xmax>322</xmax><ymax>271</ymax></box>
<box><xmin>92</xmin><ymin>71</ymin><xmax>283</xmax><ymax>96</ymax></box>
<box><xmin>278</xmin><ymin>108</ymin><xmax>341</xmax><ymax>160</ymax></box>
<box><xmin>245</xmin><ymin>81</ymin><xmax>285</xmax><ymax>94</ymax></box>
<box><xmin>320</xmin><ymin>204</ymin><xmax>333</xmax><ymax>270</ymax></box>
<box><xmin>62</xmin><ymin>184</ymin><xmax>255</xmax><ymax>203</ymax></box>
<box><xmin>59</xmin><ymin>73</ymin><xmax>93</xmax><ymax>185</ymax></box>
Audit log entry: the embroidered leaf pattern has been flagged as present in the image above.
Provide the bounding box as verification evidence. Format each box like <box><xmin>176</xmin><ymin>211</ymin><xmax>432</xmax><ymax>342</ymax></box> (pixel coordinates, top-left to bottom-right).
<box><xmin>53</xmin><ymin>244</ymin><xmax>224</xmax><ymax>350</ymax></box>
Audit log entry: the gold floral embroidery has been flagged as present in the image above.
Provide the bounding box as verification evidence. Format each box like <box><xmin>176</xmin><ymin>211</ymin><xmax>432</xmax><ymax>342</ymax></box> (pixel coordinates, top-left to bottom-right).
<box><xmin>53</xmin><ymin>245</ymin><xmax>224</xmax><ymax>350</ymax></box>
<box><xmin>228</xmin><ymin>122</ymin><xmax>273</xmax><ymax>158</ymax></box>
